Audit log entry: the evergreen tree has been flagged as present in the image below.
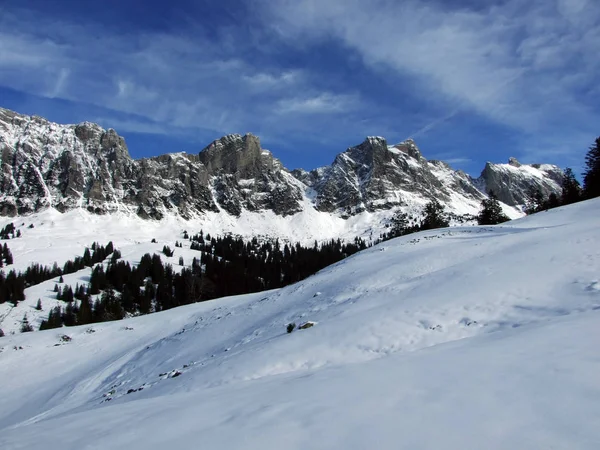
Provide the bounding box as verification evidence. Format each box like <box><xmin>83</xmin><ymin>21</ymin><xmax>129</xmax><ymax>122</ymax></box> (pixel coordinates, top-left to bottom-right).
<box><xmin>20</xmin><ymin>314</ymin><xmax>33</xmax><ymax>333</ymax></box>
<box><xmin>420</xmin><ymin>200</ymin><xmax>450</xmax><ymax>230</ymax></box>
<box><xmin>545</xmin><ymin>193</ymin><xmax>560</xmax><ymax>210</ymax></box>
<box><xmin>77</xmin><ymin>296</ymin><xmax>93</xmax><ymax>325</ymax></box>
<box><xmin>524</xmin><ymin>187</ymin><xmax>545</xmax><ymax>214</ymax></box>
<box><xmin>561</xmin><ymin>167</ymin><xmax>581</xmax><ymax>205</ymax></box>
<box><xmin>64</xmin><ymin>286</ymin><xmax>74</xmax><ymax>303</ymax></box>
<box><xmin>62</xmin><ymin>303</ymin><xmax>77</xmax><ymax>326</ymax></box>
<box><xmin>83</xmin><ymin>248</ymin><xmax>92</xmax><ymax>266</ymax></box>
<box><xmin>583</xmin><ymin>136</ymin><xmax>600</xmax><ymax>199</ymax></box>
<box><xmin>4</xmin><ymin>248</ymin><xmax>13</xmax><ymax>265</ymax></box>
<box><xmin>477</xmin><ymin>192</ymin><xmax>510</xmax><ymax>225</ymax></box>
<box><xmin>390</xmin><ymin>211</ymin><xmax>409</xmax><ymax>236</ymax></box>
<box><xmin>35</xmin><ymin>299</ymin><xmax>42</xmax><ymax>311</ymax></box>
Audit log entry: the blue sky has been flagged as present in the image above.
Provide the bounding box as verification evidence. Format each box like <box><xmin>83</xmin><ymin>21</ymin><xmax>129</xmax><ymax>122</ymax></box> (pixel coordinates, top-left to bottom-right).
<box><xmin>1</xmin><ymin>0</ymin><xmax>598</xmax><ymax>176</ymax></box>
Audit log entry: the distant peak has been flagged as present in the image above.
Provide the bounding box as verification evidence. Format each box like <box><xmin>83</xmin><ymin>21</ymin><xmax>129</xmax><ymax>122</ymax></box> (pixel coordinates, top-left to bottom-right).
<box><xmin>364</xmin><ymin>136</ymin><xmax>387</xmax><ymax>145</ymax></box>
<box><xmin>508</xmin><ymin>157</ymin><xmax>521</xmax><ymax>167</ymax></box>
<box><xmin>392</xmin><ymin>139</ymin><xmax>422</xmax><ymax>160</ymax></box>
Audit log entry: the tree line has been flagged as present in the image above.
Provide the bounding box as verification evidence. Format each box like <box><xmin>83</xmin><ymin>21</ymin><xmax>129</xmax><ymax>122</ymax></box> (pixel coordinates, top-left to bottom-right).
<box><xmin>34</xmin><ymin>235</ymin><xmax>369</xmax><ymax>330</ymax></box>
<box><xmin>0</xmin><ymin>242</ymin><xmax>115</xmax><ymax>306</ymax></box>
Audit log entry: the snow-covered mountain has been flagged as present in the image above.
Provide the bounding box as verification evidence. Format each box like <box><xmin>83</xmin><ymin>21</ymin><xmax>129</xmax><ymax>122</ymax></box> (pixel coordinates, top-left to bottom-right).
<box><xmin>0</xmin><ymin>107</ymin><xmax>562</xmax><ymax>237</ymax></box>
<box><xmin>0</xmin><ymin>199</ymin><xmax>598</xmax><ymax>449</ymax></box>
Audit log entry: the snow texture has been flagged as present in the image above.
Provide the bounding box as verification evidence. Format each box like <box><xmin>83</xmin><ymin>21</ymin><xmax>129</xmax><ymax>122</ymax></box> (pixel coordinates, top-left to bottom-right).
<box><xmin>0</xmin><ymin>199</ymin><xmax>599</xmax><ymax>450</ymax></box>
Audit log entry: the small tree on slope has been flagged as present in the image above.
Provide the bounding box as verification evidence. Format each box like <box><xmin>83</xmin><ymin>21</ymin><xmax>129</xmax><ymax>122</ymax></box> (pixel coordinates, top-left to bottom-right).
<box><xmin>420</xmin><ymin>200</ymin><xmax>450</xmax><ymax>230</ymax></box>
<box><xmin>20</xmin><ymin>314</ymin><xmax>33</xmax><ymax>333</ymax></box>
<box><xmin>477</xmin><ymin>192</ymin><xmax>510</xmax><ymax>225</ymax></box>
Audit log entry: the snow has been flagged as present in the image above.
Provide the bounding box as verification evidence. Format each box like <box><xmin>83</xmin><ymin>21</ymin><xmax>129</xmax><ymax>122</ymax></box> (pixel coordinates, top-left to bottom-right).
<box><xmin>0</xmin><ymin>199</ymin><xmax>599</xmax><ymax>449</ymax></box>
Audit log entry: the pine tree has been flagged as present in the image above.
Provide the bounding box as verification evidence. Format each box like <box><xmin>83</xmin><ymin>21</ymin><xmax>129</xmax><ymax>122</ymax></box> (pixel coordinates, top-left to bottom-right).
<box><xmin>477</xmin><ymin>192</ymin><xmax>510</xmax><ymax>225</ymax></box>
<box><xmin>4</xmin><ymin>248</ymin><xmax>13</xmax><ymax>265</ymax></box>
<box><xmin>62</xmin><ymin>302</ymin><xmax>77</xmax><ymax>326</ymax></box>
<box><xmin>561</xmin><ymin>168</ymin><xmax>581</xmax><ymax>205</ymax></box>
<box><xmin>83</xmin><ymin>248</ymin><xmax>92</xmax><ymax>266</ymax></box>
<box><xmin>35</xmin><ymin>299</ymin><xmax>42</xmax><ymax>311</ymax></box>
<box><xmin>390</xmin><ymin>211</ymin><xmax>409</xmax><ymax>236</ymax></box>
<box><xmin>20</xmin><ymin>314</ymin><xmax>33</xmax><ymax>333</ymax></box>
<box><xmin>545</xmin><ymin>193</ymin><xmax>560</xmax><ymax>210</ymax></box>
<box><xmin>420</xmin><ymin>200</ymin><xmax>450</xmax><ymax>230</ymax></box>
<box><xmin>583</xmin><ymin>137</ymin><xmax>600</xmax><ymax>199</ymax></box>
<box><xmin>524</xmin><ymin>187</ymin><xmax>545</xmax><ymax>214</ymax></box>
<box><xmin>77</xmin><ymin>296</ymin><xmax>93</xmax><ymax>325</ymax></box>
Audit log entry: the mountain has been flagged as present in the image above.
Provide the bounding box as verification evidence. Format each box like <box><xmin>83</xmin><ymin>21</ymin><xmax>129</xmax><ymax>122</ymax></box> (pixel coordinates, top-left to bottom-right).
<box><xmin>0</xmin><ymin>199</ymin><xmax>598</xmax><ymax>449</ymax></box>
<box><xmin>0</xmin><ymin>107</ymin><xmax>562</xmax><ymax>233</ymax></box>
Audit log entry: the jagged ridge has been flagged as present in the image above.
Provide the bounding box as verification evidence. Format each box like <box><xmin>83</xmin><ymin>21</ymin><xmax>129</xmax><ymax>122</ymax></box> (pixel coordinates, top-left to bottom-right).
<box><xmin>0</xmin><ymin>107</ymin><xmax>563</xmax><ymax>221</ymax></box>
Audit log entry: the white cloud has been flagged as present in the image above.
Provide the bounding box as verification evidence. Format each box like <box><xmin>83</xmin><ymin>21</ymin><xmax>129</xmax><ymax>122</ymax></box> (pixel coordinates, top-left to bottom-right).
<box><xmin>276</xmin><ymin>93</ymin><xmax>359</xmax><ymax>114</ymax></box>
<box><xmin>0</xmin><ymin>10</ymin><xmax>359</xmax><ymax>142</ymax></box>
<box><xmin>242</xmin><ymin>70</ymin><xmax>302</xmax><ymax>87</ymax></box>
<box><xmin>0</xmin><ymin>1</ymin><xmax>598</xmax><ymax>165</ymax></box>
<box><xmin>258</xmin><ymin>0</ymin><xmax>600</xmax><ymax>145</ymax></box>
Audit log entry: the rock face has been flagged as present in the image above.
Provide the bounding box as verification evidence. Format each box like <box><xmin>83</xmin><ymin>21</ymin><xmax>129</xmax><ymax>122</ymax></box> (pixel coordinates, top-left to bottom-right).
<box><xmin>0</xmin><ymin>109</ymin><xmax>300</xmax><ymax>219</ymax></box>
<box><xmin>0</xmin><ymin>107</ymin><xmax>563</xmax><ymax>221</ymax></box>
<box><xmin>300</xmin><ymin>137</ymin><xmax>486</xmax><ymax>216</ymax></box>
<box><xmin>479</xmin><ymin>158</ymin><xmax>564</xmax><ymax>206</ymax></box>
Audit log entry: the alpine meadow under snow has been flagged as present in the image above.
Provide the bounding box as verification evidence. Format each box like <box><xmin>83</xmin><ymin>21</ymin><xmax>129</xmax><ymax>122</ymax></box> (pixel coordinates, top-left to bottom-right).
<box><xmin>0</xmin><ymin>198</ymin><xmax>599</xmax><ymax>449</ymax></box>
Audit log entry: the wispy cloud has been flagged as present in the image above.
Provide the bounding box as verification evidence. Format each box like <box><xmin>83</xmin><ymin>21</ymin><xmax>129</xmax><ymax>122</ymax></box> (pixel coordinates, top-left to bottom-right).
<box><xmin>258</xmin><ymin>0</ymin><xmax>600</xmax><ymax>155</ymax></box>
<box><xmin>0</xmin><ymin>8</ymin><xmax>362</xmax><ymax>144</ymax></box>
<box><xmin>0</xmin><ymin>0</ymin><xmax>598</xmax><ymax>170</ymax></box>
<box><xmin>276</xmin><ymin>93</ymin><xmax>359</xmax><ymax>114</ymax></box>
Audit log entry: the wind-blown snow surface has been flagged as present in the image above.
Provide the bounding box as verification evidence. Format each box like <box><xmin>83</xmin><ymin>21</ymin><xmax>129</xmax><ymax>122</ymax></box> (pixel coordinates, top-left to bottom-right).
<box><xmin>1</xmin><ymin>200</ymin><xmax>600</xmax><ymax>449</ymax></box>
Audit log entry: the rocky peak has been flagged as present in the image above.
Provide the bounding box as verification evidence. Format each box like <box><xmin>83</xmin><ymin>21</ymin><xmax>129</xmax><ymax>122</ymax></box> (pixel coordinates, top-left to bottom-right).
<box><xmin>346</xmin><ymin>136</ymin><xmax>392</xmax><ymax>168</ymax></box>
<box><xmin>479</xmin><ymin>160</ymin><xmax>562</xmax><ymax>205</ymax></box>
<box><xmin>199</xmin><ymin>133</ymin><xmax>265</xmax><ymax>180</ymax></box>
<box><xmin>0</xmin><ymin>107</ymin><xmax>565</xmax><ymax>223</ymax></box>
<box><xmin>393</xmin><ymin>139</ymin><xmax>423</xmax><ymax>160</ymax></box>
<box><xmin>508</xmin><ymin>157</ymin><xmax>521</xmax><ymax>167</ymax></box>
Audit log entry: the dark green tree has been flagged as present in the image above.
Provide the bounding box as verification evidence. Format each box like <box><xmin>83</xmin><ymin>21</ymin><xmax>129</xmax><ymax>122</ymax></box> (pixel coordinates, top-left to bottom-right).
<box><xmin>544</xmin><ymin>192</ymin><xmax>560</xmax><ymax>210</ymax></box>
<box><xmin>35</xmin><ymin>299</ymin><xmax>42</xmax><ymax>311</ymax></box>
<box><xmin>477</xmin><ymin>192</ymin><xmax>510</xmax><ymax>225</ymax></box>
<box><xmin>77</xmin><ymin>296</ymin><xmax>93</xmax><ymax>325</ymax></box>
<box><xmin>20</xmin><ymin>314</ymin><xmax>33</xmax><ymax>333</ymax></box>
<box><xmin>420</xmin><ymin>200</ymin><xmax>450</xmax><ymax>230</ymax></box>
<box><xmin>583</xmin><ymin>137</ymin><xmax>600</xmax><ymax>199</ymax></box>
<box><xmin>5</xmin><ymin>248</ymin><xmax>13</xmax><ymax>265</ymax></box>
<box><xmin>524</xmin><ymin>187</ymin><xmax>545</xmax><ymax>214</ymax></box>
<box><xmin>561</xmin><ymin>168</ymin><xmax>581</xmax><ymax>205</ymax></box>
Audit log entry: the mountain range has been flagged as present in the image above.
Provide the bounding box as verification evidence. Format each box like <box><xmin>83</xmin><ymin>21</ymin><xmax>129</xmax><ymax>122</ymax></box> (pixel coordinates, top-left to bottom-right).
<box><xmin>0</xmin><ymin>107</ymin><xmax>563</xmax><ymax>233</ymax></box>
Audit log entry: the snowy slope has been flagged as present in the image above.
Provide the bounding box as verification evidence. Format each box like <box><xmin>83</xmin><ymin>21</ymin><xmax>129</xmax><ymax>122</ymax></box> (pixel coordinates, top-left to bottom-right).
<box><xmin>0</xmin><ymin>199</ymin><xmax>599</xmax><ymax>449</ymax></box>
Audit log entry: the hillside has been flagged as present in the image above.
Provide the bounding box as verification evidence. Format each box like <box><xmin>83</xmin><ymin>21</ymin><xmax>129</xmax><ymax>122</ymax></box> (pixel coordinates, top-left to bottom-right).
<box><xmin>0</xmin><ymin>199</ymin><xmax>598</xmax><ymax>449</ymax></box>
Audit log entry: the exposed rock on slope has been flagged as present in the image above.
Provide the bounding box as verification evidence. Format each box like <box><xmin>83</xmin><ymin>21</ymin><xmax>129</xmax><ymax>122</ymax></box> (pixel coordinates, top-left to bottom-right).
<box><xmin>479</xmin><ymin>157</ymin><xmax>564</xmax><ymax>206</ymax></box>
